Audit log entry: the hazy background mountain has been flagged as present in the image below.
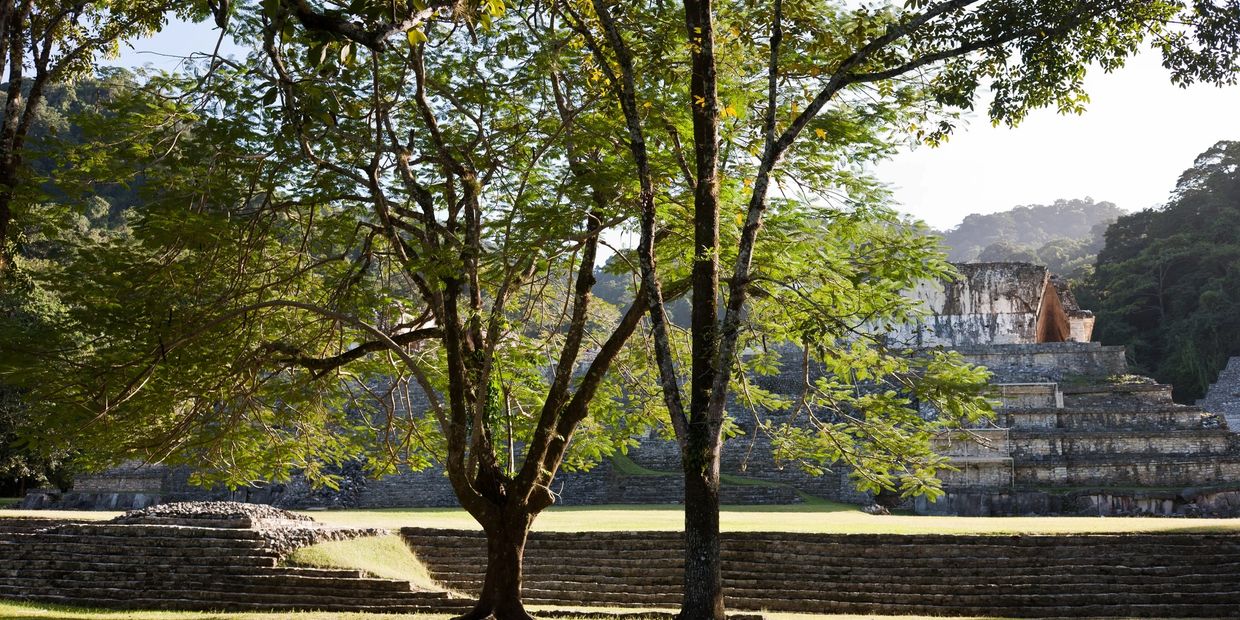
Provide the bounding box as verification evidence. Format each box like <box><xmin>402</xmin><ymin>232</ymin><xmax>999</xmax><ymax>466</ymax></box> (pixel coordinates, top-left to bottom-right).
<box><xmin>938</xmin><ymin>198</ymin><xmax>1125</xmax><ymax>280</ymax></box>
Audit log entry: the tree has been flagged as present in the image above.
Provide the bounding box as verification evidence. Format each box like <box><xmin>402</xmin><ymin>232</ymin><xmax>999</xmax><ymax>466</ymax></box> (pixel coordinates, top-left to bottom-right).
<box><xmin>0</xmin><ymin>1</ymin><xmax>220</xmax><ymax>280</ymax></box>
<box><xmin>940</xmin><ymin>198</ymin><xmax>1124</xmax><ymax>262</ymax></box>
<box><xmin>5</xmin><ymin>6</ymin><xmax>676</xmax><ymax>619</ymax></box>
<box><xmin>564</xmin><ymin>1</ymin><xmax>1240</xmax><ymax>618</ymax></box>
<box><xmin>1091</xmin><ymin>141</ymin><xmax>1240</xmax><ymax>400</ymax></box>
<box><xmin>977</xmin><ymin>240</ymin><xmax>1039</xmax><ymax>264</ymax></box>
<box><xmin>5</xmin><ymin>3</ymin><xmax>1239</xmax><ymax>620</ymax></box>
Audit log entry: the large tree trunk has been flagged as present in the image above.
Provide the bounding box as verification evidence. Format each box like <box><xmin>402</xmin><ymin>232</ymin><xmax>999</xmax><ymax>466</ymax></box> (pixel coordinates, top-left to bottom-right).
<box><xmin>680</xmin><ymin>432</ymin><xmax>724</xmax><ymax>620</ymax></box>
<box><xmin>456</xmin><ymin>510</ymin><xmax>536</xmax><ymax>620</ymax></box>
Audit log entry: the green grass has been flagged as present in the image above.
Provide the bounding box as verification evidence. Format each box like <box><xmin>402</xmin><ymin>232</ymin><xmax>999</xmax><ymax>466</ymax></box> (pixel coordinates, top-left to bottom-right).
<box><xmin>0</xmin><ymin>497</ymin><xmax>20</xmax><ymax>509</ymax></box>
<box><xmin>285</xmin><ymin>534</ymin><xmax>440</xmax><ymax>588</ymax></box>
<box><xmin>6</xmin><ymin>503</ymin><xmax>1240</xmax><ymax>535</ymax></box>
<box><xmin>609</xmin><ymin>454</ymin><xmax>675</xmax><ymax>477</ymax></box>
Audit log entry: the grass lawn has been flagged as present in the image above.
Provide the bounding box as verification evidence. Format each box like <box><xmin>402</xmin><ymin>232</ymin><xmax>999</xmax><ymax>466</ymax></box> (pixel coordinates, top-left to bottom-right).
<box><xmin>3</xmin><ymin>503</ymin><xmax>1240</xmax><ymax>535</ymax></box>
<box><xmin>286</xmin><ymin>534</ymin><xmax>438</xmax><ymax>586</ymax></box>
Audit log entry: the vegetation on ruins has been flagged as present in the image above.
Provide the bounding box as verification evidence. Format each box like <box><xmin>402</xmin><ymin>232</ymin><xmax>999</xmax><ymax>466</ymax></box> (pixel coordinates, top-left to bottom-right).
<box><xmin>1090</xmin><ymin>140</ymin><xmax>1240</xmax><ymax>401</ymax></box>
<box><xmin>0</xmin><ymin>1</ymin><xmax>1239</xmax><ymax>620</ymax></box>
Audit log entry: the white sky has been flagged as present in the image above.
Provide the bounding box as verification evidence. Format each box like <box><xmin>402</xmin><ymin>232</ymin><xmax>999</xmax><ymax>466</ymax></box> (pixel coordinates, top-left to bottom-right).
<box><xmin>112</xmin><ymin>21</ymin><xmax>1240</xmax><ymax>232</ymax></box>
<box><xmin>874</xmin><ymin>51</ymin><xmax>1240</xmax><ymax>230</ymax></box>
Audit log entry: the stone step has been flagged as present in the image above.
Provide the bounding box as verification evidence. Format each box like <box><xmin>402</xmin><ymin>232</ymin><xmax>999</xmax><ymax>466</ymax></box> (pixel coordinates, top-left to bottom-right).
<box><xmin>434</xmin><ymin>570</ymin><xmax>1240</xmax><ymax>596</ymax></box>
<box><xmin>718</xmin><ymin>598</ymin><xmax>1240</xmax><ymax>618</ymax></box>
<box><xmin>14</xmin><ymin>532</ymin><xmax>272</xmax><ymax>549</ymax></box>
<box><xmin>420</xmin><ymin>548</ymin><xmax>1240</xmax><ymax>568</ymax></box>
<box><xmin>520</xmin><ymin>586</ymin><xmax>1240</xmax><ymax>608</ymax></box>
<box><xmin>0</xmin><ymin>583</ymin><xmax>454</xmax><ymax>608</ymax></box>
<box><xmin>510</xmin><ymin>574</ymin><xmax>1240</xmax><ymax>594</ymax></box>
<box><xmin>1014</xmin><ymin>455</ymin><xmax>1240</xmax><ymax>486</ymax></box>
<box><xmin>1009</xmin><ymin>429</ymin><xmax>1236</xmax><ymax>458</ymax></box>
<box><xmin>0</xmin><ymin>518</ymin><xmax>85</xmax><ymax>533</ymax></box>
<box><xmin>1060</xmin><ymin>383</ymin><xmax>1176</xmax><ymax>409</ymax></box>
<box><xmin>10</xmin><ymin>541</ymin><xmax>276</xmax><ymax>560</ymax></box>
<box><xmin>410</xmin><ymin>542</ymin><xmax>1240</xmax><ymax>564</ymax></box>
<box><xmin>46</xmin><ymin>523</ymin><xmax>269</xmax><ymax>540</ymax></box>
<box><xmin>1</xmin><ymin>593</ymin><xmax>474</xmax><ymax>614</ymax></box>
<box><xmin>404</xmin><ymin>529</ymin><xmax>1240</xmax><ymax>549</ymax></box>
<box><xmin>430</xmin><ymin>561</ymin><xmax>1240</xmax><ymax>587</ymax></box>
<box><xmin>1002</xmin><ymin>406</ymin><xmax>1215</xmax><ymax>431</ymax></box>
<box><xmin>0</xmin><ymin>555</ymin><xmax>279</xmax><ymax>569</ymax></box>
<box><xmin>0</xmin><ymin>571</ymin><xmax>419</xmax><ymax>593</ymax></box>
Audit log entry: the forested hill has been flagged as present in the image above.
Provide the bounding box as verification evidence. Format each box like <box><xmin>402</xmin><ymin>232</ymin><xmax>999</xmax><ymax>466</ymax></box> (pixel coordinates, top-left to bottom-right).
<box><xmin>938</xmin><ymin>198</ymin><xmax>1126</xmax><ymax>267</ymax></box>
<box><xmin>1092</xmin><ymin>141</ymin><xmax>1240</xmax><ymax>401</ymax></box>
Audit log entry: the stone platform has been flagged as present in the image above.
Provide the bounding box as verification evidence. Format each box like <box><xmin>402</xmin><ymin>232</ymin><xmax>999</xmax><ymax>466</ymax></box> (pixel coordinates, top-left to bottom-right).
<box><xmin>403</xmin><ymin>527</ymin><xmax>1240</xmax><ymax>617</ymax></box>
<box><xmin>0</xmin><ymin>504</ymin><xmax>471</xmax><ymax>614</ymax></box>
<box><xmin>919</xmin><ymin>344</ymin><xmax>1240</xmax><ymax>516</ymax></box>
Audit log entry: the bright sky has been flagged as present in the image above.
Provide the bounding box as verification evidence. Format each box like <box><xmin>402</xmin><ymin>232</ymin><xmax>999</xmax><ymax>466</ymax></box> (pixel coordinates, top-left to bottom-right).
<box><xmin>112</xmin><ymin>21</ymin><xmax>1240</xmax><ymax>232</ymax></box>
<box><xmin>875</xmin><ymin>51</ymin><xmax>1240</xmax><ymax>230</ymax></box>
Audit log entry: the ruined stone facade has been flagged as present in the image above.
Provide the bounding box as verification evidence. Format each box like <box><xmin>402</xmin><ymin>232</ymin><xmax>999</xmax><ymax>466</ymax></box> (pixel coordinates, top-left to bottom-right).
<box><xmin>888</xmin><ymin>262</ymin><xmax>1095</xmax><ymax>347</ymax></box>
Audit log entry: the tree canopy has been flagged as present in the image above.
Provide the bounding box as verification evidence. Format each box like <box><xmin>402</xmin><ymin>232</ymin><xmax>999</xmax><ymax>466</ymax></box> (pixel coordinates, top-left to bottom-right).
<box><xmin>939</xmin><ymin>197</ymin><xmax>1125</xmax><ymax>264</ymax></box>
<box><xmin>1091</xmin><ymin>140</ymin><xmax>1240</xmax><ymax>401</ymax></box>
<box><xmin>2</xmin><ymin>1</ymin><xmax>1239</xmax><ymax>619</ymax></box>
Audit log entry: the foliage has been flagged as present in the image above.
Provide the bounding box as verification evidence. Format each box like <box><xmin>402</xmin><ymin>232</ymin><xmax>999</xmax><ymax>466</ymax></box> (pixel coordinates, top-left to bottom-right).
<box><xmin>0</xmin><ymin>0</ymin><xmax>208</xmax><ymax>277</ymax></box>
<box><xmin>939</xmin><ymin>198</ymin><xmax>1125</xmax><ymax>264</ymax></box>
<box><xmin>1090</xmin><ymin>141</ymin><xmax>1240</xmax><ymax>401</ymax></box>
<box><xmin>0</xmin><ymin>71</ymin><xmax>147</xmax><ymax>494</ymax></box>
<box><xmin>3</xmin><ymin>0</ymin><xmax>1239</xmax><ymax>618</ymax></box>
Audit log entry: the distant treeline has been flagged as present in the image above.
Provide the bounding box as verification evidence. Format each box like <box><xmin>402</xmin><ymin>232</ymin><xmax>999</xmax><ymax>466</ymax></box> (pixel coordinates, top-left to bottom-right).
<box><xmin>937</xmin><ymin>198</ymin><xmax>1125</xmax><ymax>281</ymax></box>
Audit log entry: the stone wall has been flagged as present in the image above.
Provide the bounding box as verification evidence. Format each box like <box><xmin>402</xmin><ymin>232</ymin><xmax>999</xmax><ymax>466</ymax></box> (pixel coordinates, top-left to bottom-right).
<box><xmin>1200</xmin><ymin>357</ymin><xmax>1240</xmax><ymax>430</ymax></box>
<box><xmin>889</xmin><ymin>262</ymin><xmax>1046</xmax><ymax>347</ymax></box>
<box><xmin>955</xmin><ymin>342</ymin><xmax>1128</xmax><ymax>381</ymax></box>
<box><xmin>403</xmin><ymin>527</ymin><xmax>1240</xmax><ymax>617</ymax></box>
<box><xmin>0</xmin><ymin>518</ymin><xmax>471</xmax><ymax>614</ymax></box>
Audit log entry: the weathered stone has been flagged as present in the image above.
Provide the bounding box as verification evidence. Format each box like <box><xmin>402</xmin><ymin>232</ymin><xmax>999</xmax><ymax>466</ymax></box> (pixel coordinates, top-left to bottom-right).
<box><xmin>0</xmin><ymin>516</ymin><xmax>471</xmax><ymax>614</ymax></box>
<box><xmin>402</xmin><ymin>527</ymin><xmax>1240</xmax><ymax>617</ymax></box>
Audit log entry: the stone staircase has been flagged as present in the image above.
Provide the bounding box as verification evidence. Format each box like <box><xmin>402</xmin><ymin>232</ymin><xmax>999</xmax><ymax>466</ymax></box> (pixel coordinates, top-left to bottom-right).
<box><xmin>1201</xmin><ymin>357</ymin><xmax>1240</xmax><ymax>432</ymax></box>
<box><xmin>402</xmin><ymin>527</ymin><xmax>1240</xmax><ymax>617</ymax></box>
<box><xmin>921</xmin><ymin>370</ymin><xmax>1240</xmax><ymax>515</ymax></box>
<box><xmin>0</xmin><ymin>518</ymin><xmax>472</xmax><ymax>614</ymax></box>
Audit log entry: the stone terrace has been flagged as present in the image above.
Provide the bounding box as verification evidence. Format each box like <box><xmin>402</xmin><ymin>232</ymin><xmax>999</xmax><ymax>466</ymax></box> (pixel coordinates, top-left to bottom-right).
<box><xmin>403</xmin><ymin>527</ymin><xmax>1240</xmax><ymax>617</ymax></box>
<box><xmin>0</xmin><ymin>517</ymin><xmax>471</xmax><ymax>614</ymax></box>
<box><xmin>920</xmin><ymin>343</ymin><xmax>1240</xmax><ymax>516</ymax></box>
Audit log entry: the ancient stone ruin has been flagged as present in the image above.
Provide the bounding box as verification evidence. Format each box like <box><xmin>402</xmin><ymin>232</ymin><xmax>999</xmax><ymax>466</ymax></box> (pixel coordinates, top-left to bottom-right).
<box><xmin>403</xmin><ymin>527</ymin><xmax>1240</xmax><ymax>617</ymax></box>
<box><xmin>1200</xmin><ymin>356</ymin><xmax>1240</xmax><ymax>431</ymax></box>
<box><xmin>0</xmin><ymin>501</ymin><xmax>470</xmax><ymax>613</ymax></box>
<box><xmin>22</xmin><ymin>262</ymin><xmax>1240</xmax><ymax>516</ymax></box>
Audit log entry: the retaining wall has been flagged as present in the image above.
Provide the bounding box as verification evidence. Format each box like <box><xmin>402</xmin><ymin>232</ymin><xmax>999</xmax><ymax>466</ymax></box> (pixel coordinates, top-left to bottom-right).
<box><xmin>0</xmin><ymin>518</ymin><xmax>471</xmax><ymax>614</ymax></box>
<box><xmin>402</xmin><ymin>527</ymin><xmax>1240</xmax><ymax>617</ymax></box>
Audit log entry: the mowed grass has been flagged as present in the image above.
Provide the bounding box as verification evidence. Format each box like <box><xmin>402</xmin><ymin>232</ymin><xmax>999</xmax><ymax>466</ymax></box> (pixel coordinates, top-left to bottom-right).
<box><xmin>0</xmin><ymin>601</ymin><xmax>1006</xmax><ymax>620</ymax></box>
<box><xmin>286</xmin><ymin>534</ymin><xmax>438</xmax><ymax>586</ymax></box>
<box><xmin>4</xmin><ymin>503</ymin><xmax>1240</xmax><ymax>535</ymax></box>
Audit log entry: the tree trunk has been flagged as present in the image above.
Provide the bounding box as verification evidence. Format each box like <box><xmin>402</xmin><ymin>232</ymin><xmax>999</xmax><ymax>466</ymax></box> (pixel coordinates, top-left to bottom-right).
<box><xmin>456</xmin><ymin>514</ymin><xmax>535</xmax><ymax>620</ymax></box>
<box><xmin>680</xmin><ymin>437</ymin><xmax>724</xmax><ymax>620</ymax></box>
<box><xmin>0</xmin><ymin>190</ymin><xmax>11</xmax><ymax>278</ymax></box>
